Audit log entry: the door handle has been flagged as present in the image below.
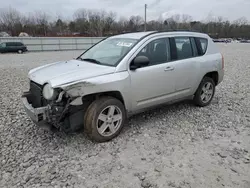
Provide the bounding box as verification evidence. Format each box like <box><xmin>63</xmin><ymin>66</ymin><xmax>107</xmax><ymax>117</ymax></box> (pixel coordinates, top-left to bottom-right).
<box><xmin>164</xmin><ymin>66</ymin><xmax>174</xmax><ymax>71</ymax></box>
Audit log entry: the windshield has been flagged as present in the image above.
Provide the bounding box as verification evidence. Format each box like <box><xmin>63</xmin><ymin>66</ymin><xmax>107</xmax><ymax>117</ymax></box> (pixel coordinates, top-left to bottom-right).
<box><xmin>0</xmin><ymin>43</ymin><xmax>6</xmax><ymax>48</ymax></box>
<box><xmin>78</xmin><ymin>38</ymin><xmax>138</xmax><ymax>66</ymax></box>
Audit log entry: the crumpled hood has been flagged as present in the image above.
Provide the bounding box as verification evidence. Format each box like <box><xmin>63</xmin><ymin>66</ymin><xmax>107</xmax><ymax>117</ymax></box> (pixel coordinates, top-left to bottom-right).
<box><xmin>28</xmin><ymin>59</ymin><xmax>116</xmax><ymax>87</ymax></box>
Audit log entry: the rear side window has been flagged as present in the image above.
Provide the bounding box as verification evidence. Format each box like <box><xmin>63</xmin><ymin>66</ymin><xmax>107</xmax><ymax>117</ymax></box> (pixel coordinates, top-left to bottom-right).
<box><xmin>16</xmin><ymin>42</ymin><xmax>23</xmax><ymax>46</ymax></box>
<box><xmin>194</xmin><ymin>37</ymin><xmax>208</xmax><ymax>55</ymax></box>
<box><xmin>14</xmin><ymin>42</ymin><xmax>23</xmax><ymax>46</ymax></box>
<box><xmin>174</xmin><ymin>37</ymin><xmax>193</xmax><ymax>60</ymax></box>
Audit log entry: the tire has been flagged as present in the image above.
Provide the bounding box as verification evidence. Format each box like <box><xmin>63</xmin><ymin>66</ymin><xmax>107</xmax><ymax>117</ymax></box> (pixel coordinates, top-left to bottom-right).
<box><xmin>193</xmin><ymin>77</ymin><xmax>215</xmax><ymax>107</ymax></box>
<box><xmin>84</xmin><ymin>96</ymin><xmax>126</xmax><ymax>142</ymax></box>
<box><xmin>17</xmin><ymin>50</ymin><xmax>23</xmax><ymax>54</ymax></box>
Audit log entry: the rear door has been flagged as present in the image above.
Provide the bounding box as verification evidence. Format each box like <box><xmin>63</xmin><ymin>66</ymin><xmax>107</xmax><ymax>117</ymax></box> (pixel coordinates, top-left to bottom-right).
<box><xmin>13</xmin><ymin>42</ymin><xmax>21</xmax><ymax>52</ymax></box>
<box><xmin>169</xmin><ymin>36</ymin><xmax>200</xmax><ymax>97</ymax></box>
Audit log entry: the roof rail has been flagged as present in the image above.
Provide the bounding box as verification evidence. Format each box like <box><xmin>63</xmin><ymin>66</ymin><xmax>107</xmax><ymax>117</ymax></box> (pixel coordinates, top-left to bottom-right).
<box><xmin>156</xmin><ymin>29</ymin><xmax>199</xmax><ymax>33</ymax></box>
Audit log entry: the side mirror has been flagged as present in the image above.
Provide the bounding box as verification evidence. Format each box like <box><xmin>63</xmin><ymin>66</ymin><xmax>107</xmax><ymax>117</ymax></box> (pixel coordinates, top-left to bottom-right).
<box><xmin>130</xmin><ymin>56</ymin><xmax>149</xmax><ymax>70</ymax></box>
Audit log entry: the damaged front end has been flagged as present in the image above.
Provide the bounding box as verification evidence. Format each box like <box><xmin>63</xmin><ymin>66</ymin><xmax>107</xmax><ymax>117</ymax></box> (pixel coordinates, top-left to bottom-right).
<box><xmin>21</xmin><ymin>81</ymin><xmax>84</xmax><ymax>132</ymax></box>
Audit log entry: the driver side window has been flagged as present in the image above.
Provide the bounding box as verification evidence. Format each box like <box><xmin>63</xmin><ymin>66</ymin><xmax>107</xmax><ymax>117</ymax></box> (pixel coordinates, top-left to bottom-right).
<box><xmin>136</xmin><ymin>38</ymin><xmax>171</xmax><ymax>66</ymax></box>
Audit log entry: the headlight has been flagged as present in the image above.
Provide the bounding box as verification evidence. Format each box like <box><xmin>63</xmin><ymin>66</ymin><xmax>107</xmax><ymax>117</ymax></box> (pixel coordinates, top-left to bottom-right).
<box><xmin>42</xmin><ymin>83</ymin><xmax>57</xmax><ymax>100</ymax></box>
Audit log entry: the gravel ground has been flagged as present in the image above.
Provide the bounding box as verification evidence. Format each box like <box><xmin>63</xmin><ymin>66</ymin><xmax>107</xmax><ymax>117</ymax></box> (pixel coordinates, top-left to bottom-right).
<box><xmin>0</xmin><ymin>44</ymin><xmax>250</xmax><ymax>188</ymax></box>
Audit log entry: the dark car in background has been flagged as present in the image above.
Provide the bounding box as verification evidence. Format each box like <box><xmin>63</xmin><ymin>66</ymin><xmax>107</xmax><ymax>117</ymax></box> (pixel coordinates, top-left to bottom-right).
<box><xmin>213</xmin><ymin>38</ymin><xmax>232</xmax><ymax>43</ymax></box>
<box><xmin>240</xmin><ymin>39</ymin><xmax>250</xmax><ymax>43</ymax></box>
<box><xmin>0</xmin><ymin>42</ymin><xmax>28</xmax><ymax>53</ymax></box>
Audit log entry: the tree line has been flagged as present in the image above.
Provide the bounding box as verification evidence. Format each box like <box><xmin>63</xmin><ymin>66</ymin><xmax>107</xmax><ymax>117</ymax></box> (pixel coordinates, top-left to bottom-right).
<box><xmin>0</xmin><ymin>7</ymin><xmax>250</xmax><ymax>39</ymax></box>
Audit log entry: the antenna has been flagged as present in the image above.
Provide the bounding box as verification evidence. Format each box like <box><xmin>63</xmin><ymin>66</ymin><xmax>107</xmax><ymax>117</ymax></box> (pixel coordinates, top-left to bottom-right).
<box><xmin>144</xmin><ymin>4</ymin><xmax>147</xmax><ymax>31</ymax></box>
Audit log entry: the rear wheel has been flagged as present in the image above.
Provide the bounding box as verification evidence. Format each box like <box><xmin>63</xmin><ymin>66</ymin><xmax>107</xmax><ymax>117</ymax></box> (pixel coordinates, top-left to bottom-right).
<box><xmin>193</xmin><ymin>77</ymin><xmax>215</xmax><ymax>107</ymax></box>
<box><xmin>84</xmin><ymin>96</ymin><xmax>126</xmax><ymax>142</ymax></box>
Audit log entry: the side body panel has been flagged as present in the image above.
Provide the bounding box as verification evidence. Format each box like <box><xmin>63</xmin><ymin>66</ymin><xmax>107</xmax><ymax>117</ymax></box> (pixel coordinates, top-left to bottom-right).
<box><xmin>120</xmin><ymin>33</ymin><xmax>223</xmax><ymax>111</ymax></box>
<box><xmin>59</xmin><ymin>71</ymin><xmax>132</xmax><ymax>112</ymax></box>
<box><xmin>61</xmin><ymin>33</ymin><xmax>224</xmax><ymax>114</ymax></box>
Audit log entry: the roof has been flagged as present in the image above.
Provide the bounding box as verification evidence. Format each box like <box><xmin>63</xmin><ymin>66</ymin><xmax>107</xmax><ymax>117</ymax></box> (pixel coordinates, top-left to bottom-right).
<box><xmin>109</xmin><ymin>30</ymin><xmax>208</xmax><ymax>40</ymax></box>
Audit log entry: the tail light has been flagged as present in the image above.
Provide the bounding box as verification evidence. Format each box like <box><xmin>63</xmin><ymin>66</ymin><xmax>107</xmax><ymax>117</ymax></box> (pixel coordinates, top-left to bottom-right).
<box><xmin>221</xmin><ymin>53</ymin><xmax>224</xmax><ymax>69</ymax></box>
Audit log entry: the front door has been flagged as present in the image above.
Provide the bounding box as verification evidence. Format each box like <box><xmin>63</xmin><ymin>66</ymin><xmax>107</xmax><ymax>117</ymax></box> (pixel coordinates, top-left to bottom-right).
<box><xmin>129</xmin><ymin>37</ymin><xmax>176</xmax><ymax>111</ymax></box>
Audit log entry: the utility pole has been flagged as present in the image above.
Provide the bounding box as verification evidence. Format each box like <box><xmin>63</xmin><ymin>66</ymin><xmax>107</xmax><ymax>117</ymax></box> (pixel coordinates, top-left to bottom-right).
<box><xmin>144</xmin><ymin>4</ymin><xmax>147</xmax><ymax>31</ymax></box>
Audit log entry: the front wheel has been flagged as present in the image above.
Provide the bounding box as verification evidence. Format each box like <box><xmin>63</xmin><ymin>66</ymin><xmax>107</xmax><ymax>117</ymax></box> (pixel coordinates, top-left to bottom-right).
<box><xmin>193</xmin><ymin>77</ymin><xmax>215</xmax><ymax>107</ymax></box>
<box><xmin>17</xmin><ymin>49</ymin><xmax>23</xmax><ymax>54</ymax></box>
<box><xmin>84</xmin><ymin>96</ymin><xmax>126</xmax><ymax>142</ymax></box>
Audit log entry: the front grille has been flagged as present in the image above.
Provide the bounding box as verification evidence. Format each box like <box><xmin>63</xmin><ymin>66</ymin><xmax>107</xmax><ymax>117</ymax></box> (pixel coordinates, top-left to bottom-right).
<box><xmin>29</xmin><ymin>81</ymin><xmax>49</xmax><ymax>107</ymax></box>
<box><xmin>29</xmin><ymin>81</ymin><xmax>43</xmax><ymax>107</ymax></box>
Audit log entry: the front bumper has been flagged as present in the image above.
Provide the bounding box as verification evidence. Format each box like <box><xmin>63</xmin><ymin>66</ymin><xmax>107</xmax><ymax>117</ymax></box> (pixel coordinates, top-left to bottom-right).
<box><xmin>21</xmin><ymin>92</ymin><xmax>50</xmax><ymax>127</ymax></box>
<box><xmin>22</xmin><ymin>90</ymin><xmax>84</xmax><ymax>132</ymax></box>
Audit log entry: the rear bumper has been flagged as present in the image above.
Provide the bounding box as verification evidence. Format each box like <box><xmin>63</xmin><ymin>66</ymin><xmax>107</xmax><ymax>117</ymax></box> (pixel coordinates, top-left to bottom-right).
<box><xmin>218</xmin><ymin>69</ymin><xmax>224</xmax><ymax>85</ymax></box>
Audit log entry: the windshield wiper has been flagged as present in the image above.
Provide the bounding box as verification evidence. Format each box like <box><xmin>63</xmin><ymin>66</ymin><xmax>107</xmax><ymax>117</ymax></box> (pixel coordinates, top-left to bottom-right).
<box><xmin>79</xmin><ymin>58</ymin><xmax>101</xmax><ymax>64</ymax></box>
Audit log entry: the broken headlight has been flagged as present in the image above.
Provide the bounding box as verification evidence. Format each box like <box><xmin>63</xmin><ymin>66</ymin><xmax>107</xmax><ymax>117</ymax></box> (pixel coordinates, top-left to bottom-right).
<box><xmin>42</xmin><ymin>83</ymin><xmax>57</xmax><ymax>100</ymax></box>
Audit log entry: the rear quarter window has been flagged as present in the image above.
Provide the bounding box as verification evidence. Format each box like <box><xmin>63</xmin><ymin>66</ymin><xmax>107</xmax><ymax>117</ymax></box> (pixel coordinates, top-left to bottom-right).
<box><xmin>195</xmin><ymin>37</ymin><xmax>208</xmax><ymax>55</ymax></box>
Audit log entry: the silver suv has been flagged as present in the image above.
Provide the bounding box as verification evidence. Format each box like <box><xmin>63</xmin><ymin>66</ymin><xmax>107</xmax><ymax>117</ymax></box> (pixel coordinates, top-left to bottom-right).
<box><xmin>22</xmin><ymin>31</ymin><xmax>224</xmax><ymax>142</ymax></box>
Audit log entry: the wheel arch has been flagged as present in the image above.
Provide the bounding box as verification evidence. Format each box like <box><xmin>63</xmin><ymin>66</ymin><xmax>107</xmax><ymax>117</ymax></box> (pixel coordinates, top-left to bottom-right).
<box><xmin>204</xmin><ymin>71</ymin><xmax>219</xmax><ymax>86</ymax></box>
<box><xmin>193</xmin><ymin>71</ymin><xmax>219</xmax><ymax>95</ymax></box>
<box><xmin>81</xmin><ymin>90</ymin><xmax>126</xmax><ymax>108</ymax></box>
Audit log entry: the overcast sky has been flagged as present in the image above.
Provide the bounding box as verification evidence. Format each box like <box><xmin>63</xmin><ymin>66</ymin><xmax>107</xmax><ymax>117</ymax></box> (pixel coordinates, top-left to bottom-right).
<box><xmin>2</xmin><ymin>0</ymin><xmax>250</xmax><ymax>21</ymax></box>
